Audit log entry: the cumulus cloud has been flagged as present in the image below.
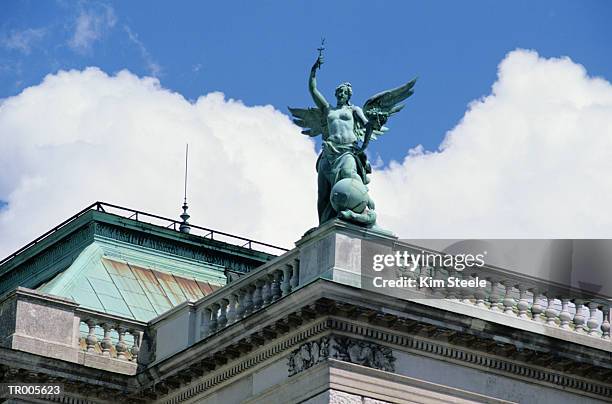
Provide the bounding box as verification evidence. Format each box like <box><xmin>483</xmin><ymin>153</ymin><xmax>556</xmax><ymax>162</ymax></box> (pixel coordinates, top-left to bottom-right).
<box><xmin>371</xmin><ymin>49</ymin><xmax>612</xmax><ymax>238</ymax></box>
<box><xmin>68</xmin><ymin>4</ymin><xmax>116</xmax><ymax>54</ymax></box>
<box><xmin>1</xmin><ymin>28</ymin><xmax>46</xmax><ymax>54</ymax></box>
<box><xmin>1</xmin><ymin>49</ymin><xmax>611</xmax><ymax>259</ymax></box>
<box><xmin>0</xmin><ymin>68</ymin><xmax>318</xmax><ymax>257</ymax></box>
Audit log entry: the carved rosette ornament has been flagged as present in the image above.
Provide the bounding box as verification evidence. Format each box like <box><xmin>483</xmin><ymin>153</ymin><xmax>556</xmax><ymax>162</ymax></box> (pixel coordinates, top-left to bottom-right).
<box><xmin>288</xmin><ymin>336</ymin><xmax>395</xmax><ymax>376</ymax></box>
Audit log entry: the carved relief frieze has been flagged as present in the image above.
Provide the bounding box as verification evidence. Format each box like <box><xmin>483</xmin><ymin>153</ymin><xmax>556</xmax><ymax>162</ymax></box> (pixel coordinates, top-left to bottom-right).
<box><xmin>288</xmin><ymin>335</ymin><xmax>395</xmax><ymax>376</ymax></box>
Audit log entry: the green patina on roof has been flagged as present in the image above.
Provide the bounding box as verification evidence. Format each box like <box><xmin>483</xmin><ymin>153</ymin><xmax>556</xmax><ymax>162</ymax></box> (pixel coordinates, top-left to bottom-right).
<box><xmin>0</xmin><ymin>204</ymin><xmax>282</xmax><ymax>321</ymax></box>
<box><xmin>36</xmin><ymin>241</ymin><xmax>223</xmax><ymax>321</ymax></box>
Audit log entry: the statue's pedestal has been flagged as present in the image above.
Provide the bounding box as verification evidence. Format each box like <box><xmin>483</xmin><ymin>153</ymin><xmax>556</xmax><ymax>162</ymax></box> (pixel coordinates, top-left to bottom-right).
<box><xmin>295</xmin><ymin>220</ymin><xmax>397</xmax><ymax>288</ymax></box>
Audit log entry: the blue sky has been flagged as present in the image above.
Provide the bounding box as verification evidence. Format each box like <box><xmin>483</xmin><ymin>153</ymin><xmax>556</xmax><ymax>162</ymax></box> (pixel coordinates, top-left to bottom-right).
<box><xmin>2</xmin><ymin>0</ymin><xmax>610</xmax><ymax>163</ymax></box>
<box><xmin>2</xmin><ymin>0</ymin><xmax>612</xmax><ymax>253</ymax></box>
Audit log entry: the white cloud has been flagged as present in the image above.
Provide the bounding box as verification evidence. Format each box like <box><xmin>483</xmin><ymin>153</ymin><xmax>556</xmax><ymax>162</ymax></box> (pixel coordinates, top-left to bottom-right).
<box><xmin>0</xmin><ymin>68</ymin><xmax>318</xmax><ymax>257</ymax></box>
<box><xmin>1</xmin><ymin>49</ymin><xmax>611</xmax><ymax>259</ymax></box>
<box><xmin>2</xmin><ymin>28</ymin><xmax>46</xmax><ymax>54</ymax></box>
<box><xmin>68</xmin><ymin>4</ymin><xmax>116</xmax><ymax>54</ymax></box>
<box><xmin>371</xmin><ymin>49</ymin><xmax>612</xmax><ymax>238</ymax></box>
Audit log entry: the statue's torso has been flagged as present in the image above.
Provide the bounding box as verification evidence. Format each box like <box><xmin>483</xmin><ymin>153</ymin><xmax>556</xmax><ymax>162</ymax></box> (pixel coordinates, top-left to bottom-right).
<box><xmin>326</xmin><ymin>106</ymin><xmax>357</xmax><ymax>145</ymax></box>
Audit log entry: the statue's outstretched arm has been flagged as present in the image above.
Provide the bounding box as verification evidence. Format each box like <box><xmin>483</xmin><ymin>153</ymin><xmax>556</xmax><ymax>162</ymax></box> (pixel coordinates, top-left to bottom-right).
<box><xmin>309</xmin><ymin>56</ymin><xmax>329</xmax><ymax>111</ymax></box>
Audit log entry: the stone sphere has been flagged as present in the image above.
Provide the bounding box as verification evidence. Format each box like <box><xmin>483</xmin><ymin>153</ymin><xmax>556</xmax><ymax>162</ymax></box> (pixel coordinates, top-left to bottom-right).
<box><xmin>330</xmin><ymin>178</ymin><xmax>369</xmax><ymax>214</ymax></box>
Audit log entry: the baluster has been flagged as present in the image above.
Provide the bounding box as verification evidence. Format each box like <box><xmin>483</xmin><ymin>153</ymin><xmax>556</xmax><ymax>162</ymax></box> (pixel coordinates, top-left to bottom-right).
<box><xmin>428</xmin><ymin>266</ymin><xmax>441</xmax><ymax>297</ymax></box>
<box><xmin>415</xmin><ymin>265</ymin><xmax>424</xmax><ymax>291</ymax></box>
<box><xmin>559</xmin><ymin>299</ymin><xmax>571</xmax><ymax>329</ymax></box>
<box><xmin>218</xmin><ymin>299</ymin><xmax>228</xmax><ymax>328</ymax></box>
<box><xmin>253</xmin><ymin>281</ymin><xmax>263</xmax><ymax>310</ymax></box>
<box><xmin>424</xmin><ymin>266</ymin><xmax>437</xmax><ymax>297</ymax></box>
<box><xmin>426</xmin><ymin>266</ymin><xmax>435</xmax><ymax>296</ymax></box>
<box><xmin>85</xmin><ymin>320</ymin><xmax>98</xmax><ymax>352</ymax></box>
<box><xmin>587</xmin><ymin>302</ymin><xmax>600</xmax><ymax>336</ymax></box>
<box><xmin>405</xmin><ymin>261</ymin><xmax>418</xmax><ymax>289</ymax></box>
<box><xmin>601</xmin><ymin>304</ymin><xmax>610</xmax><ymax>339</ymax></box>
<box><xmin>502</xmin><ymin>282</ymin><xmax>516</xmax><ymax>315</ymax></box>
<box><xmin>262</xmin><ymin>278</ymin><xmax>271</xmax><ymax>305</ymax></box>
<box><xmin>290</xmin><ymin>259</ymin><xmax>300</xmax><ymax>289</ymax></box>
<box><xmin>246</xmin><ymin>287</ymin><xmax>256</xmax><ymax>316</ymax></box>
<box><xmin>116</xmin><ymin>327</ymin><xmax>128</xmax><ymax>360</ymax></box>
<box><xmin>517</xmin><ymin>285</ymin><xmax>529</xmax><ymax>318</ymax></box>
<box><xmin>130</xmin><ymin>330</ymin><xmax>141</xmax><ymax>362</ymax></box>
<box><xmin>271</xmin><ymin>271</ymin><xmax>282</xmax><ymax>301</ymax></box>
<box><xmin>236</xmin><ymin>290</ymin><xmax>246</xmax><ymax>318</ymax></box>
<box><xmin>282</xmin><ymin>265</ymin><xmax>292</xmax><ymax>296</ymax></box>
<box><xmin>445</xmin><ymin>269</ymin><xmax>457</xmax><ymax>299</ymax></box>
<box><xmin>459</xmin><ymin>271</ymin><xmax>472</xmax><ymax>303</ymax></box>
<box><xmin>209</xmin><ymin>303</ymin><xmax>219</xmax><ymax>333</ymax></box>
<box><xmin>572</xmin><ymin>299</ymin><xmax>586</xmax><ymax>333</ymax></box>
<box><xmin>545</xmin><ymin>296</ymin><xmax>559</xmax><ymax>326</ymax></box>
<box><xmin>530</xmin><ymin>289</ymin><xmax>543</xmax><ymax>321</ymax></box>
<box><xmin>488</xmin><ymin>279</ymin><xmax>500</xmax><ymax>311</ymax></box>
<box><xmin>227</xmin><ymin>294</ymin><xmax>237</xmax><ymax>324</ymax></box>
<box><xmin>201</xmin><ymin>308</ymin><xmax>211</xmax><ymax>337</ymax></box>
<box><xmin>473</xmin><ymin>277</ymin><xmax>487</xmax><ymax>308</ymax></box>
<box><xmin>101</xmin><ymin>323</ymin><xmax>112</xmax><ymax>357</ymax></box>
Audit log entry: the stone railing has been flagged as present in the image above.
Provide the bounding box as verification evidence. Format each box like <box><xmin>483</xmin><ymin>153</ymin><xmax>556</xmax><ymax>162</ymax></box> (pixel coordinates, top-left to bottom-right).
<box><xmin>147</xmin><ymin>249</ymin><xmax>300</xmax><ymax>362</ymax></box>
<box><xmin>390</xmin><ymin>243</ymin><xmax>611</xmax><ymax>345</ymax></box>
<box><xmin>75</xmin><ymin>307</ymin><xmax>146</xmax><ymax>362</ymax></box>
<box><xmin>0</xmin><ymin>287</ymin><xmax>146</xmax><ymax>374</ymax></box>
<box><xmin>292</xmin><ymin>222</ymin><xmax>612</xmax><ymax>352</ymax></box>
<box><xmin>199</xmin><ymin>250</ymin><xmax>300</xmax><ymax>339</ymax></box>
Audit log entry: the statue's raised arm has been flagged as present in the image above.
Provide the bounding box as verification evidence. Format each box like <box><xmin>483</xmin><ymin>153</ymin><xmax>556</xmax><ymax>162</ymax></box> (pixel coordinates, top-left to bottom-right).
<box><xmin>309</xmin><ymin>55</ymin><xmax>330</xmax><ymax>111</ymax></box>
<box><xmin>288</xmin><ymin>55</ymin><xmax>330</xmax><ymax>139</ymax></box>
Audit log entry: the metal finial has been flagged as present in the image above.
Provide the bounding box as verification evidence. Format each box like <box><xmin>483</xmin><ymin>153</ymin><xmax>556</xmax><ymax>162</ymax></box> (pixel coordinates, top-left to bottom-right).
<box><xmin>179</xmin><ymin>143</ymin><xmax>191</xmax><ymax>233</ymax></box>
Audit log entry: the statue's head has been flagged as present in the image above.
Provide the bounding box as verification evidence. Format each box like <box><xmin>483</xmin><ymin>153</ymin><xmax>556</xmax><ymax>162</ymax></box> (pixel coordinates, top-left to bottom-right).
<box><xmin>335</xmin><ymin>82</ymin><xmax>352</xmax><ymax>104</ymax></box>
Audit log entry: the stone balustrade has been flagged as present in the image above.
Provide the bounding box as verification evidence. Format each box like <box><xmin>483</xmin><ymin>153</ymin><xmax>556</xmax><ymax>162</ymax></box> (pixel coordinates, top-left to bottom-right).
<box><xmin>199</xmin><ymin>251</ymin><xmax>300</xmax><ymax>339</ymax></box>
<box><xmin>146</xmin><ymin>250</ymin><xmax>300</xmax><ymax>362</ymax></box>
<box><xmin>0</xmin><ymin>287</ymin><xmax>145</xmax><ymax>374</ymax></box>
<box><xmin>75</xmin><ymin>307</ymin><xmax>146</xmax><ymax>362</ymax></box>
<box><xmin>392</xmin><ymin>244</ymin><xmax>611</xmax><ymax>342</ymax></box>
<box><xmin>293</xmin><ymin>223</ymin><xmax>611</xmax><ymax>351</ymax></box>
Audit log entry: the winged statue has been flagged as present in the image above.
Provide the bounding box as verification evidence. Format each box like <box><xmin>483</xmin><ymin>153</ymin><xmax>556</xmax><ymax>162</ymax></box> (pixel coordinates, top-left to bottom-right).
<box><xmin>289</xmin><ymin>52</ymin><xmax>416</xmax><ymax>228</ymax></box>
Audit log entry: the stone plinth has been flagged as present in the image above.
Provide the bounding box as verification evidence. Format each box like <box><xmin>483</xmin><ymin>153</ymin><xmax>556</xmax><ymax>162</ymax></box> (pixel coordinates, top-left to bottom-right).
<box><xmin>296</xmin><ymin>220</ymin><xmax>397</xmax><ymax>288</ymax></box>
<box><xmin>0</xmin><ymin>287</ymin><xmax>80</xmax><ymax>362</ymax></box>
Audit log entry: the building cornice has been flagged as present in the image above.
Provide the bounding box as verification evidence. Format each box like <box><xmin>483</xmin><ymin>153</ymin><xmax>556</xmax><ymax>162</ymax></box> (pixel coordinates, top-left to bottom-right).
<box><xmin>1</xmin><ymin>279</ymin><xmax>610</xmax><ymax>403</ymax></box>
<box><xmin>138</xmin><ymin>279</ymin><xmax>612</xmax><ymax>402</ymax></box>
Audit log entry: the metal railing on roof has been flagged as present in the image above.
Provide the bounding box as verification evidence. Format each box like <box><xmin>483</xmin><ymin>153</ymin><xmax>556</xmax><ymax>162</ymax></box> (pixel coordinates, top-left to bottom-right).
<box><xmin>0</xmin><ymin>202</ymin><xmax>289</xmax><ymax>267</ymax></box>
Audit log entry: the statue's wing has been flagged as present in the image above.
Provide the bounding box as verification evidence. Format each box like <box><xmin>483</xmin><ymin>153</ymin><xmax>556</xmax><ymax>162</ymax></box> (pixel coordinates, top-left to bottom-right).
<box><xmin>362</xmin><ymin>78</ymin><xmax>417</xmax><ymax>134</ymax></box>
<box><xmin>288</xmin><ymin>107</ymin><xmax>327</xmax><ymax>138</ymax></box>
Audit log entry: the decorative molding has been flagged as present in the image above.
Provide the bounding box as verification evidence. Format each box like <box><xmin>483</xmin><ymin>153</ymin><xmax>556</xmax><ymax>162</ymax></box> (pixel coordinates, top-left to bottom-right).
<box><xmin>328</xmin><ymin>317</ymin><xmax>612</xmax><ymax>398</ymax></box>
<box><xmin>161</xmin><ymin>319</ymin><xmax>331</xmax><ymax>404</ymax></box>
<box><xmin>161</xmin><ymin>311</ymin><xmax>612</xmax><ymax>403</ymax></box>
<box><xmin>3</xmin><ymin>291</ymin><xmax>611</xmax><ymax>403</ymax></box>
<box><xmin>288</xmin><ymin>335</ymin><xmax>395</xmax><ymax>376</ymax></box>
<box><xmin>0</xmin><ymin>224</ymin><xmax>94</xmax><ymax>295</ymax></box>
<box><xmin>94</xmin><ymin>223</ymin><xmax>261</xmax><ymax>273</ymax></box>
